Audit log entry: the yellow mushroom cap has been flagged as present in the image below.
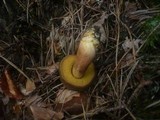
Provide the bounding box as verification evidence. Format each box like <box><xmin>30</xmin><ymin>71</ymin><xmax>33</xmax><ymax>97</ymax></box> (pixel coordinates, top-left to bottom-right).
<box><xmin>59</xmin><ymin>55</ymin><xmax>95</xmax><ymax>91</ymax></box>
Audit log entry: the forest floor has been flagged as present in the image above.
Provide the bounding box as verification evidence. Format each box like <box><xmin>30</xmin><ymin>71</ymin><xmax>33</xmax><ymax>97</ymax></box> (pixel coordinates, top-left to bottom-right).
<box><xmin>0</xmin><ymin>0</ymin><xmax>160</xmax><ymax>120</ymax></box>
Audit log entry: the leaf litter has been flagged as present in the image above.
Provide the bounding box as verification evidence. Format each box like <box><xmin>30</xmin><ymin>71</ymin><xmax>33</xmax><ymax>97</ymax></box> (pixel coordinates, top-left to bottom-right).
<box><xmin>0</xmin><ymin>0</ymin><xmax>160</xmax><ymax>120</ymax></box>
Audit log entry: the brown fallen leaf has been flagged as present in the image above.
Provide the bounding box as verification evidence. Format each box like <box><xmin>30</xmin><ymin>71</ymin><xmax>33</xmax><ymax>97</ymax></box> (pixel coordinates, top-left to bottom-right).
<box><xmin>24</xmin><ymin>95</ymin><xmax>43</xmax><ymax>107</ymax></box>
<box><xmin>0</xmin><ymin>69</ymin><xmax>24</xmax><ymax>100</ymax></box>
<box><xmin>24</xmin><ymin>94</ymin><xmax>63</xmax><ymax>120</ymax></box>
<box><xmin>55</xmin><ymin>89</ymin><xmax>88</xmax><ymax>115</ymax></box>
<box><xmin>30</xmin><ymin>105</ymin><xmax>64</xmax><ymax>120</ymax></box>
<box><xmin>55</xmin><ymin>89</ymin><xmax>79</xmax><ymax>103</ymax></box>
<box><xmin>25</xmin><ymin>79</ymin><xmax>36</xmax><ymax>94</ymax></box>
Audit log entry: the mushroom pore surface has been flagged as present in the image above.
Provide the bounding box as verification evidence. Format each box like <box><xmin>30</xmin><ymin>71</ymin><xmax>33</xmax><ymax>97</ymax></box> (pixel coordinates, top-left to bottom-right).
<box><xmin>59</xmin><ymin>55</ymin><xmax>95</xmax><ymax>90</ymax></box>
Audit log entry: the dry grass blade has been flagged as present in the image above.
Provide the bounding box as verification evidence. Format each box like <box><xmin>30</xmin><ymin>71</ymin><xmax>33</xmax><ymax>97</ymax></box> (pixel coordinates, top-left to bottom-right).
<box><xmin>145</xmin><ymin>100</ymin><xmax>160</xmax><ymax>109</ymax></box>
<box><xmin>2</xmin><ymin>0</ymin><xmax>9</xmax><ymax>13</ymax></box>
<box><xmin>122</xmin><ymin>102</ymin><xmax>136</xmax><ymax>120</ymax></box>
<box><xmin>122</xmin><ymin>60</ymin><xmax>139</xmax><ymax>95</ymax></box>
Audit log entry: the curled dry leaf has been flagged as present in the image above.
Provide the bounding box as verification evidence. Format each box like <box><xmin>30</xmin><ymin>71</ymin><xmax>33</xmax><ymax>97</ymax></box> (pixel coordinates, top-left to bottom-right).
<box><xmin>55</xmin><ymin>89</ymin><xmax>88</xmax><ymax>115</ymax></box>
<box><xmin>20</xmin><ymin>80</ymin><xmax>36</xmax><ymax>96</ymax></box>
<box><xmin>0</xmin><ymin>69</ymin><xmax>24</xmax><ymax>100</ymax></box>
<box><xmin>25</xmin><ymin>79</ymin><xmax>36</xmax><ymax>95</ymax></box>
<box><xmin>30</xmin><ymin>105</ymin><xmax>64</xmax><ymax>120</ymax></box>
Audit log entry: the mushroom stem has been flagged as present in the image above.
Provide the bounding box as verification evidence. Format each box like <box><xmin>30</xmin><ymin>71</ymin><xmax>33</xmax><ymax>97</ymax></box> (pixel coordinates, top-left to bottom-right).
<box><xmin>72</xmin><ymin>28</ymin><xmax>100</xmax><ymax>79</ymax></box>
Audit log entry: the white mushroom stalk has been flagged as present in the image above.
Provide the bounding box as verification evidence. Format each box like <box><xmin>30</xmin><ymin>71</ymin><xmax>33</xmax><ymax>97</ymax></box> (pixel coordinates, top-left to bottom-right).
<box><xmin>72</xmin><ymin>28</ymin><xmax>100</xmax><ymax>78</ymax></box>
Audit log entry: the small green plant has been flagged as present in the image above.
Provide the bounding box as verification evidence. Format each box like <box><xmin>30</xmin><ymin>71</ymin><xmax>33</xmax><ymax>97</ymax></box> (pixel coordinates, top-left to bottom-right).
<box><xmin>141</xmin><ymin>16</ymin><xmax>160</xmax><ymax>51</ymax></box>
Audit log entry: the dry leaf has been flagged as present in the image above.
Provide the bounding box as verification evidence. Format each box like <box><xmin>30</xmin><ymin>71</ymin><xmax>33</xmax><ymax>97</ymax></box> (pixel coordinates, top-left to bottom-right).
<box><xmin>120</xmin><ymin>37</ymin><xmax>142</xmax><ymax>68</ymax></box>
<box><xmin>25</xmin><ymin>95</ymin><xmax>63</xmax><ymax>119</ymax></box>
<box><xmin>55</xmin><ymin>89</ymin><xmax>88</xmax><ymax>115</ymax></box>
<box><xmin>0</xmin><ymin>69</ymin><xmax>24</xmax><ymax>100</ymax></box>
<box><xmin>122</xmin><ymin>36</ymin><xmax>142</xmax><ymax>52</ymax></box>
<box><xmin>30</xmin><ymin>105</ymin><xmax>64</xmax><ymax>120</ymax></box>
<box><xmin>25</xmin><ymin>79</ymin><xmax>36</xmax><ymax>94</ymax></box>
<box><xmin>55</xmin><ymin>89</ymin><xmax>80</xmax><ymax>103</ymax></box>
<box><xmin>24</xmin><ymin>95</ymin><xmax>42</xmax><ymax>107</ymax></box>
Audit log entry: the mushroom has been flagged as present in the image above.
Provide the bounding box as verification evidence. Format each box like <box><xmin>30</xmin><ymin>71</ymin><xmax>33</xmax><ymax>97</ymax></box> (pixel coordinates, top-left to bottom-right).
<box><xmin>59</xmin><ymin>27</ymin><xmax>100</xmax><ymax>91</ymax></box>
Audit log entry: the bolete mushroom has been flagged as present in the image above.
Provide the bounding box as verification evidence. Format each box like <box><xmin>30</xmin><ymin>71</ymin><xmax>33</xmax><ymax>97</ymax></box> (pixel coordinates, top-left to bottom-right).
<box><xmin>59</xmin><ymin>27</ymin><xmax>100</xmax><ymax>91</ymax></box>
